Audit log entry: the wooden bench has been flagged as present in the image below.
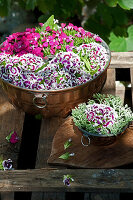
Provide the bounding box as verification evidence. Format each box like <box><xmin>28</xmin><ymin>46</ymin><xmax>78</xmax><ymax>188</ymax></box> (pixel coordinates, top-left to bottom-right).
<box><xmin>0</xmin><ymin>52</ymin><xmax>133</xmax><ymax>200</ymax></box>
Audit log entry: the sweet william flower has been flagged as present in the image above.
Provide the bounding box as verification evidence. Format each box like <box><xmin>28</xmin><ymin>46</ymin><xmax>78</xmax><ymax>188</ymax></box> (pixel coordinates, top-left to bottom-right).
<box><xmin>46</xmin><ymin>26</ymin><xmax>51</xmax><ymax>31</ymax></box>
<box><xmin>2</xmin><ymin>159</ymin><xmax>13</xmax><ymax>170</ymax></box>
<box><xmin>43</xmin><ymin>42</ymin><xmax>48</xmax><ymax>47</ymax></box>
<box><xmin>6</xmin><ymin>131</ymin><xmax>19</xmax><ymax>144</ymax></box>
<box><xmin>61</xmin><ymin>23</ymin><xmax>66</xmax><ymax>28</ymax></box>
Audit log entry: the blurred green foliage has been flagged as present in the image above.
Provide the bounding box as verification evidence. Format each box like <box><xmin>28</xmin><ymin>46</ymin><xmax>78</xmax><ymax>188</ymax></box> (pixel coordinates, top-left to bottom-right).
<box><xmin>0</xmin><ymin>0</ymin><xmax>133</xmax><ymax>51</ymax></box>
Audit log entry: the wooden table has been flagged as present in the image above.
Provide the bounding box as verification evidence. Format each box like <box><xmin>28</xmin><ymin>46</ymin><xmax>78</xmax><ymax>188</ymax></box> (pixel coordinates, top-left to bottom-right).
<box><xmin>0</xmin><ymin>52</ymin><xmax>133</xmax><ymax>200</ymax></box>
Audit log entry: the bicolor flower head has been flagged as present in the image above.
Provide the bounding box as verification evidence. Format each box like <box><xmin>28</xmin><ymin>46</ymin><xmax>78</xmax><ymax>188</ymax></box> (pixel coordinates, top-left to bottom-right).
<box><xmin>2</xmin><ymin>159</ymin><xmax>13</xmax><ymax>170</ymax></box>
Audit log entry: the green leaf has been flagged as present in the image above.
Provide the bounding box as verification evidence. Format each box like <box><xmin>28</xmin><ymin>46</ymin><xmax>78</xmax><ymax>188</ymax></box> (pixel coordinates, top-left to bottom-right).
<box><xmin>0</xmin><ymin>0</ymin><xmax>11</xmax><ymax>17</ymax></box>
<box><xmin>59</xmin><ymin>152</ymin><xmax>71</xmax><ymax>160</ymax></box>
<box><xmin>104</xmin><ymin>0</ymin><xmax>118</xmax><ymax>7</ymax></box>
<box><xmin>41</xmin><ymin>15</ymin><xmax>54</xmax><ymax>31</ymax></box>
<box><xmin>118</xmin><ymin>0</ymin><xmax>132</xmax><ymax>10</ymax></box>
<box><xmin>64</xmin><ymin>139</ymin><xmax>72</xmax><ymax>150</ymax></box>
<box><xmin>109</xmin><ymin>32</ymin><xmax>127</xmax><ymax>52</ymax></box>
<box><xmin>26</xmin><ymin>0</ymin><xmax>37</xmax><ymax>10</ymax></box>
<box><xmin>37</xmin><ymin>0</ymin><xmax>56</xmax><ymax>14</ymax></box>
<box><xmin>6</xmin><ymin>131</ymin><xmax>13</xmax><ymax>142</ymax></box>
<box><xmin>35</xmin><ymin>63</ymin><xmax>48</xmax><ymax>73</ymax></box>
<box><xmin>118</xmin><ymin>0</ymin><xmax>131</xmax><ymax>9</ymax></box>
<box><xmin>127</xmin><ymin>25</ymin><xmax>133</xmax><ymax>39</ymax></box>
<box><xmin>0</xmin><ymin>160</ymin><xmax>4</xmax><ymax>170</ymax></box>
<box><xmin>35</xmin><ymin>114</ymin><xmax>42</xmax><ymax>120</ymax></box>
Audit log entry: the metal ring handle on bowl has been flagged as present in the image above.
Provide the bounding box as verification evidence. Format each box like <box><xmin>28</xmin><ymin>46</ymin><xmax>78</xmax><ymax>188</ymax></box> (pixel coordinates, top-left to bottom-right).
<box><xmin>33</xmin><ymin>93</ymin><xmax>48</xmax><ymax>109</ymax></box>
<box><xmin>81</xmin><ymin>135</ymin><xmax>90</xmax><ymax>146</ymax></box>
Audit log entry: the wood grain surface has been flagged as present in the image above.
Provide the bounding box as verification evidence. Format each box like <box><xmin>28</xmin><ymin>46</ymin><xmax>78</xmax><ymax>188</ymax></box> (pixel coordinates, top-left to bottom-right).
<box><xmin>0</xmin><ymin>168</ymin><xmax>132</xmax><ymax>192</ymax></box>
<box><xmin>48</xmin><ymin>117</ymin><xmax>133</xmax><ymax>168</ymax></box>
<box><xmin>0</xmin><ymin>86</ymin><xmax>25</xmax><ymax>200</ymax></box>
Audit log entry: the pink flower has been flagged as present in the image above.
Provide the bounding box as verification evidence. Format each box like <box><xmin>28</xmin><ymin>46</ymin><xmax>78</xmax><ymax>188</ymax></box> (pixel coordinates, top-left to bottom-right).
<box><xmin>70</xmin><ymin>41</ymin><xmax>74</xmax><ymax>47</ymax></box>
<box><xmin>10</xmin><ymin>132</ymin><xmax>19</xmax><ymax>144</ymax></box>
<box><xmin>56</xmin><ymin>45</ymin><xmax>61</xmax><ymax>49</ymax></box>
<box><xmin>86</xmin><ymin>32</ymin><xmax>92</xmax><ymax>37</ymax></box>
<box><xmin>50</xmin><ymin>48</ymin><xmax>55</xmax><ymax>55</ymax></box>
<box><xmin>39</xmin><ymin>23</ymin><xmax>44</xmax><ymax>27</ymax></box>
<box><xmin>95</xmin><ymin>37</ymin><xmax>102</xmax><ymax>42</ymax></box>
<box><xmin>46</xmin><ymin>26</ymin><xmax>51</xmax><ymax>31</ymax></box>
<box><xmin>42</xmin><ymin>38</ymin><xmax>46</xmax><ymax>42</ymax></box>
<box><xmin>61</xmin><ymin>23</ymin><xmax>66</xmax><ymax>28</ymax></box>
<box><xmin>43</xmin><ymin>42</ymin><xmax>48</xmax><ymax>47</ymax></box>
<box><xmin>49</xmin><ymin>40</ymin><xmax>54</xmax><ymax>46</ymax></box>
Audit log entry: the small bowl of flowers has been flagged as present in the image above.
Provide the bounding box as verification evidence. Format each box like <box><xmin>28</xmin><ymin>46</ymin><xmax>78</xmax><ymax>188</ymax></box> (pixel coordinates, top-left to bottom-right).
<box><xmin>72</xmin><ymin>93</ymin><xmax>133</xmax><ymax>146</ymax></box>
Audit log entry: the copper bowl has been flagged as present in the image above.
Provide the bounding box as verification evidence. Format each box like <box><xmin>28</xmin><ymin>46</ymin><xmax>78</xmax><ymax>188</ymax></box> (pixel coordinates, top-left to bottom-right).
<box><xmin>79</xmin><ymin>123</ymin><xmax>129</xmax><ymax>146</ymax></box>
<box><xmin>0</xmin><ymin>41</ymin><xmax>111</xmax><ymax>118</ymax></box>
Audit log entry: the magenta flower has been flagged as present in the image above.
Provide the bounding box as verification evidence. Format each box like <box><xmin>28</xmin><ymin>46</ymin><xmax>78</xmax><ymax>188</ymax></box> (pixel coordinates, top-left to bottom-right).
<box><xmin>6</xmin><ymin>131</ymin><xmax>19</xmax><ymax>144</ymax></box>
<box><xmin>86</xmin><ymin>103</ymin><xmax>118</xmax><ymax>133</ymax></box>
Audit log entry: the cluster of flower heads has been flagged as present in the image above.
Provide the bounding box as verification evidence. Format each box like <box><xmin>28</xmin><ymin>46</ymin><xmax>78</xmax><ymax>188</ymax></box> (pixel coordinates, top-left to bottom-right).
<box><xmin>0</xmin><ymin>22</ymin><xmax>102</xmax><ymax>58</ymax></box>
<box><xmin>72</xmin><ymin>94</ymin><xmax>133</xmax><ymax>136</ymax></box>
<box><xmin>86</xmin><ymin>103</ymin><xmax>118</xmax><ymax>133</ymax></box>
<box><xmin>0</xmin><ymin>16</ymin><xmax>109</xmax><ymax>90</ymax></box>
<box><xmin>0</xmin><ymin>41</ymin><xmax>108</xmax><ymax>90</ymax></box>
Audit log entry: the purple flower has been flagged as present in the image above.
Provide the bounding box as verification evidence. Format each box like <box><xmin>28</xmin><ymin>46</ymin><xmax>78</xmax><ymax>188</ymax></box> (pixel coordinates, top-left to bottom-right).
<box><xmin>63</xmin><ymin>175</ymin><xmax>74</xmax><ymax>186</ymax></box>
<box><xmin>2</xmin><ymin>159</ymin><xmax>13</xmax><ymax>170</ymax></box>
<box><xmin>86</xmin><ymin>103</ymin><xmax>118</xmax><ymax>133</ymax></box>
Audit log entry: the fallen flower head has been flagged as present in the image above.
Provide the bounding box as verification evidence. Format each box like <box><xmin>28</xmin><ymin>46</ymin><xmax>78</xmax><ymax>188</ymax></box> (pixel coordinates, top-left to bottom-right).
<box><xmin>6</xmin><ymin>131</ymin><xmax>19</xmax><ymax>144</ymax></box>
<box><xmin>63</xmin><ymin>175</ymin><xmax>74</xmax><ymax>186</ymax></box>
<box><xmin>2</xmin><ymin>159</ymin><xmax>13</xmax><ymax>170</ymax></box>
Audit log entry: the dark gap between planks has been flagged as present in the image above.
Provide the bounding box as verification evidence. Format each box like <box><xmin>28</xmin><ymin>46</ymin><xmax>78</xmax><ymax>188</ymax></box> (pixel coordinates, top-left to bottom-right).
<box><xmin>15</xmin><ymin>113</ymin><xmax>42</xmax><ymax>200</ymax></box>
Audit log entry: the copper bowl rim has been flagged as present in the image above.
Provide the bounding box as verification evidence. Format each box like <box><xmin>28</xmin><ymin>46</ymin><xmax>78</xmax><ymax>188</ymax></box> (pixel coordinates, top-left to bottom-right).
<box><xmin>78</xmin><ymin>122</ymin><xmax>130</xmax><ymax>138</ymax></box>
<box><xmin>0</xmin><ymin>39</ymin><xmax>111</xmax><ymax>94</ymax></box>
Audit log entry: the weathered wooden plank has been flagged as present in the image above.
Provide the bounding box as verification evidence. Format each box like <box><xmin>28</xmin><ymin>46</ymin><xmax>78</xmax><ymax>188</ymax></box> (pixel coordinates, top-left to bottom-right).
<box><xmin>0</xmin><ymin>86</ymin><xmax>25</xmax><ymax>200</ymax></box>
<box><xmin>102</xmin><ymin>68</ymin><xmax>115</xmax><ymax>95</ymax></box>
<box><xmin>115</xmin><ymin>81</ymin><xmax>125</xmax><ymax>105</ymax></box>
<box><xmin>0</xmin><ymin>192</ymin><xmax>14</xmax><ymax>200</ymax></box>
<box><xmin>32</xmin><ymin>117</ymin><xmax>65</xmax><ymax>200</ymax></box>
<box><xmin>0</xmin><ymin>168</ymin><xmax>132</xmax><ymax>192</ymax></box>
<box><xmin>130</xmin><ymin>68</ymin><xmax>133</xmax><ymax>109</ymax></box>
<box><xmin>110</xmin><ymin>52</ymin><xmax>133</xmax><ymax>69</ymax></box>
<box><xmin>84</xmin><ymin>193</ymin><xmax>120</xmax><ymax>200</ymax></box>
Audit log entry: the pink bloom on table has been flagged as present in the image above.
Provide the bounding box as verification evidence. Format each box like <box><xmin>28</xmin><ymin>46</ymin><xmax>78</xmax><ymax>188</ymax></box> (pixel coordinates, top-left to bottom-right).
<box><xmin>43</xmin><ymin>42</ymin><xmax>48</xmax><ymax>47</ymax></box>
<box><xmin>61</xmin><ymin>23</ymin><xmax>66</xmax><ymax>28</ymax></box>
<box><xmin>95</xmin><ymin>36</ymin><xmax>102</xmax><ymax>42</ymax></box>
